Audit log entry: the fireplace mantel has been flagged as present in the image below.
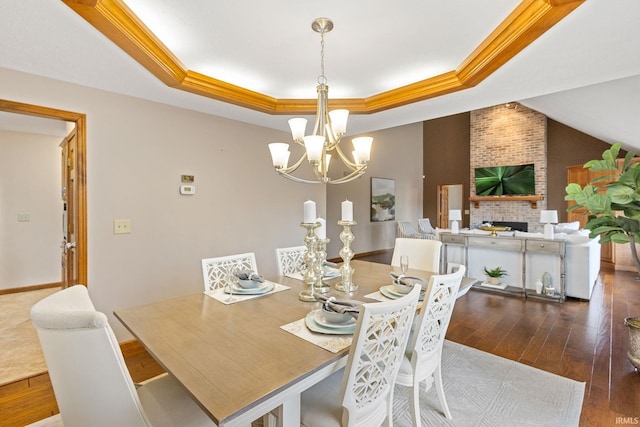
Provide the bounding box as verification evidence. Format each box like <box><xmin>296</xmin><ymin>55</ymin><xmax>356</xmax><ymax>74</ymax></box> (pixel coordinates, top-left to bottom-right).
<box><xmin>469</xmin><ymin>195</ymin><xmax>543</xmax><ymax>209</ymax></box>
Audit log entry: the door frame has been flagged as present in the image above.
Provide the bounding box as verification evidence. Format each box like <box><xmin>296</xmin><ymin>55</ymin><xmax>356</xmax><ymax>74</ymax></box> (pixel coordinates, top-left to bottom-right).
<box><xmin>0</xmin><ymin>99</ymin><xmax>88</xmax><ymax>287</ymax></box>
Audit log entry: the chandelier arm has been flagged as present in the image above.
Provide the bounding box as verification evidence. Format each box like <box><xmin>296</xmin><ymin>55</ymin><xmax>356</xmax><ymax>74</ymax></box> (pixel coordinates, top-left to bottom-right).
<box><xmin>334</xmin><ymin>143</ymin><xmax>359</xmax><ymax>169</ymax></box>
<box><xmin>279</xmin><ymin>151</ymin><xmax>308</xmax><ymax>175</ymax></box>
<box><xmin>327</xmin><ymin>166</ymin><xmax>368</xmax><ymax>184</ymax></box>
<box><xmin>276</xmin><ymin>169</ymin><xmax>327</xmax><ymax>184</ymax></box>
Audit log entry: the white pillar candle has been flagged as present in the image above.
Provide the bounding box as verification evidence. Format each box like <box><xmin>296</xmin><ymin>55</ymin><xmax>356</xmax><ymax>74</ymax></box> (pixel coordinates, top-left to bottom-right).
<box><xmin>316</xmin><ymin>217</ymin><xmax>326</xmax><ymax>239</ymax></box>
<box><xmin>303</xmin><ymin>200</ymin><xmax>316</xmax><ymax>223</ymax></box>
<box><xmin>341</xmin><ymin>200</ymin><xmax>353</xmax><ymax>221</ymax></box>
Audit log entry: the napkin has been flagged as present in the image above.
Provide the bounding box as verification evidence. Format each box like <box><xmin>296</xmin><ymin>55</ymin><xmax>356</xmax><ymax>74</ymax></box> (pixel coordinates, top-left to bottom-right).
<box><xmin>389</xmin><ymin>272</ymin><xmax>427</xmax><ymax>288</ymax></box>
<box><xmin>316</xmin><ymin>294</ymin><xmax>362</xmax><ymax>318</ymax></box>
<box><xmin>234</xmin><ymin>269</ymin><xmax>265</xmax><ymax>283</ymax></box>
<box><xmin>323</xmin><ymin>261</ymin><xmax>338</xmax><ymax>268</ymax></box>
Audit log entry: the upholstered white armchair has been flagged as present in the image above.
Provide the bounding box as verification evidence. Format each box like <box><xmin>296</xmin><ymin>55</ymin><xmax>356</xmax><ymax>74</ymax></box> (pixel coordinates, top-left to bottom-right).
<box><xmin>30</xmin><ymin>285</ymin><xmax>217</xmax><ymax>427</ymax></box>
<box><xmin>391</xmin><ymin>238</ymin><xmax>443</xmax><ymax>273</ymax></box>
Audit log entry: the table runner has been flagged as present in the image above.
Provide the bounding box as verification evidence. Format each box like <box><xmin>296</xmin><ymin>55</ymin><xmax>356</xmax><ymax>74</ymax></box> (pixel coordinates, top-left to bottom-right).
<box><xmin>204</xmin><ymin>281</ymin><xmax>290</xmax><ymax>304</ymax></box>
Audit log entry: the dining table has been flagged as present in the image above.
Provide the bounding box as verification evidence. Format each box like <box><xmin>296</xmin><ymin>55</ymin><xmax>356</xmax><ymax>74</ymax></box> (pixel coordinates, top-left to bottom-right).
<box><xmin>114</xmin><ymin>260</ymin><xmax>477</xmax><ymax>427</ymax></box>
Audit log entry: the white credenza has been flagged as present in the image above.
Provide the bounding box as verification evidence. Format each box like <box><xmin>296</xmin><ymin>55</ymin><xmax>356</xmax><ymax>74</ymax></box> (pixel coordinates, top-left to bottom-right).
<box><xmin>439</xmin><ymin>232</ymin><xmax>566</xmax><ymax>302</ymax></box>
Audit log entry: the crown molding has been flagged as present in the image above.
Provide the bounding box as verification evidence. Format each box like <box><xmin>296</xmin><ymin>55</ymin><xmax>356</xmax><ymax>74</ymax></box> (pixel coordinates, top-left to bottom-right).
<box><xmin>61</xmin><ymin>0</ymin><xmax>584</xmax><ymax>115</ymax></box>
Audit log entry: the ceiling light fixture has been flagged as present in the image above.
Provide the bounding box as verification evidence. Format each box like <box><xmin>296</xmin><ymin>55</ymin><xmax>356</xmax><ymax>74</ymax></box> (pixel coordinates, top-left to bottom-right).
<box><xmin>268</xmin><ymin>18</ymin><xmax>372</xmax><ymax>184</ymax></box>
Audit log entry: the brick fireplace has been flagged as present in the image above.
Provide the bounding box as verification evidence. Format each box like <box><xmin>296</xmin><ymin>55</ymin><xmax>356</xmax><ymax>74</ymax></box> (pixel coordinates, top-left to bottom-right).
<box><xmin>469</xmin><ymin>104</ymin><xmax>547</xmax><ymax>232</ymax></box>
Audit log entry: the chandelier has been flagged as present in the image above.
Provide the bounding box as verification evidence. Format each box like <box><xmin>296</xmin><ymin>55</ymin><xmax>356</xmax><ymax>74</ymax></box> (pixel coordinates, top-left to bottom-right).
<box><xmin>268</xmin><ymin>18</ymin><xmax>373</xmax><ymax>184</ymax></box>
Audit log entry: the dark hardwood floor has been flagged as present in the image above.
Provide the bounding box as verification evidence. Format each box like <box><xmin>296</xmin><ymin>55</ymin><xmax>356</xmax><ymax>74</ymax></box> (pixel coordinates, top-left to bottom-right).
<box><xmin>359</xmin><ymin>249</ymin><xmax>640</xmax><ymax>426</ymax></box>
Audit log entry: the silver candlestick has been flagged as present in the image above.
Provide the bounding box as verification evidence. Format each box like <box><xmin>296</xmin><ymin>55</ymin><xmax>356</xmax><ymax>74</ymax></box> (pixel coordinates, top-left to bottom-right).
<box><xmin>335</xmin><ymin>220</ymin><xmax>357</xmax><ymax>292</ymax></box>
<box><xmin>299</xmin><ymin>221</ymin><xmax>320</xmax><ymax>301</ymax></box>
<box><xmin>314</xmin><ymin>237</ymin><xmax>330</xmax><ymax>294</ymax></box>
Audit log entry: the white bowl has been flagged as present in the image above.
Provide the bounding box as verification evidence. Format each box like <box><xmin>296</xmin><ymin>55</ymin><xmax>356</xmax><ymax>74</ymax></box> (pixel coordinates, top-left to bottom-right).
<box><xmin>321</xmin><ymin>306</ymin><xmax>352</xmax><ymax>324</ymax></box>
<box><xmin>393</xmin><ymin>280</ymin><xmax>413</xmax><ymax>294</ymax></box>
<box><xmin>238</xmin><ymin>279</ymin><xmax>261</xmax><ymax>289</ymax></box>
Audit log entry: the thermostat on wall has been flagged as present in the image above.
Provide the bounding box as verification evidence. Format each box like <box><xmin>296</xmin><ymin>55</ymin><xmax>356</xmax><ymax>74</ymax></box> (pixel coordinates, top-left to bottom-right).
<box><xmin>180</xmin><ymin>185</ymin><xmax>196</xmax><ymax>195</ymax></box>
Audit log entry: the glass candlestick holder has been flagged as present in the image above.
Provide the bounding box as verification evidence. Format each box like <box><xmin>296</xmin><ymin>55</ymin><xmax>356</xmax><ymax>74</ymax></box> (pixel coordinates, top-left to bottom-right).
<box><xmin>335</xmin><ymin>220</ymin><xmax>357</xmax><ymax>292</ymax></box>
<box><xmin>315</xmin><ymin>237</ymin><xmax>330</xmax><ymax>294</ymax></box>
<box><xmin>299</xmin><ymin>221</ymin><xmax>320</xmax><ymax>301</ymax></box>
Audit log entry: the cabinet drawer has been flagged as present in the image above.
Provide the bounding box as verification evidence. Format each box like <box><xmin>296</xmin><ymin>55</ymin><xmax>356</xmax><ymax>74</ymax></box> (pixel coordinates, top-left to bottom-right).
<box><xmin>467</xmin><ymin>236</ymin><xmax>523</xmax><ymax>251</ymax></box>
<box><xmin>525</xmin><ymin>240</ymin><xmax>564</xmax><ymax>254</ymax></box>
<box><xmin>440</xmin><ymin>234</ymin><xmax>466</xmax><ymax>245</ymax></box>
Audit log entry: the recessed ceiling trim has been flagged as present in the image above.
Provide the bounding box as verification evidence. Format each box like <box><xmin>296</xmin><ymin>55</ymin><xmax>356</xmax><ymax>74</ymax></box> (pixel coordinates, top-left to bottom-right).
<box><xmin>61</xmin><ymin>0</ymin><xmax>584</xmax><ymax>115</ymax></box>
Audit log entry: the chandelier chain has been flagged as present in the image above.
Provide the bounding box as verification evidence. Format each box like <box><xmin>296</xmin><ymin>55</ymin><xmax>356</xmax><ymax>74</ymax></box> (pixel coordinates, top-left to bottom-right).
<box><xmin>318</xmin><ymin>29</ymin><xmax>327</xmax><ymax>85</ymax></box>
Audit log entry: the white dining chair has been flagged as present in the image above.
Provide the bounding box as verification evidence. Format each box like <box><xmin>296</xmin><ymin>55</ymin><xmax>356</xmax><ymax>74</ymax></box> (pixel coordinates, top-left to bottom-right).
<box><xmin>394</xmin><ymin>266</ymin><xmax>466</xmax><ymax>426</ymax></box>
<box><xmin>300</xmin><ymin>284</ymin><xmax>421</xmax><ymax>427</ymax></box>
<box><xmin>201</xmin><ymin>252</ymin><xmax>257</xmax><ymax>292</ymax></box>
<box><xmin>275</xmin><ymin>245</ymin><xmax>307</xmax><ymax>276</ymax></box>
<box><xmin>391</xmin><ymin>237</ymin><xmax>443</xmax><ymax>273</ymax></box>
<box><xmin>30</xmin><ymin>285</ymin><xmax>217</xmax><ymax>427</ymax></box>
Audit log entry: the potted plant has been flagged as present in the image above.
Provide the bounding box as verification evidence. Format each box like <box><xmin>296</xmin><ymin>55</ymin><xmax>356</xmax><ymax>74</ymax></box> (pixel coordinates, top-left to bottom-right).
<box><xmin>565</xmin><ymin>142</ymin><xmax>640</xmax><ymax>368</ymax></box>
<box><xmin>483</xmin><ymin>266</ymin><xmax>508</xmax><ymax>285</ymax></box>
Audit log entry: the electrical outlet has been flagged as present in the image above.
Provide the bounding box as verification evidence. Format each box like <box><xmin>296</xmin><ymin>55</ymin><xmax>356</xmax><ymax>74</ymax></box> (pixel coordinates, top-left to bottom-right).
<box><xmin>113</xmin><ymin>219</ymin><xmax>131</xmax><ymax>234</ymax></box>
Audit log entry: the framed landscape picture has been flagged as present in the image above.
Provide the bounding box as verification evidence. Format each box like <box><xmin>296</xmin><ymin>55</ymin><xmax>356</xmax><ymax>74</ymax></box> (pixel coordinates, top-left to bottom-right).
<box><xmin>371</xmin><ymin>177</ymin><xmax>395</xmax><ymax>222</ymax></box>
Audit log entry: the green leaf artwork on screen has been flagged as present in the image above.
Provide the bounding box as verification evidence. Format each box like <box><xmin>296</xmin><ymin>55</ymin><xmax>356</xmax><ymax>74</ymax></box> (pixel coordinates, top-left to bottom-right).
<box><xmin>475</xmin><ymin>164</ymin><xmax>535</xmax><ymax>195</ymax></box>
<box><xmin>565</xmin><ymin>142</ymin><xmax>640</xmax><ymax>275</ymax></box>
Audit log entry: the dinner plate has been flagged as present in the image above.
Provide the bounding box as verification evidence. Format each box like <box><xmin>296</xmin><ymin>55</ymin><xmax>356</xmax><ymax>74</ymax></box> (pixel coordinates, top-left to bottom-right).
<box><xmin>379</xmin><ymin>285</ymin><xmax>425</xmax><ymax>301</ymax></box>
<box><xmin>226</xmin><ymin>281</ymin><xmax>275</xmax><ymax>295</ymax></box>
<box><xmin>314</xmin><ymin>309</ymin><xmax>356</xmax><ymax>329</ymax></box>
<box><xmin>305</xmin><ymin>310</ymin><xmax>355</xmax><ymax>335</ymax></box>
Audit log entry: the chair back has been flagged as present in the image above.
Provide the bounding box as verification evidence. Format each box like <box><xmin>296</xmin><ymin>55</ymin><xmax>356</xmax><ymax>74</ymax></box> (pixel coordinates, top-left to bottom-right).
<box><xmin>340</xmin><ymin>285</ymin><xmax>421</xmax><ymax>427</ymax></box>
<box><xmin>30</xmin><ymin>285</ymin><xmax>152</xmax><ymax>427</ymax></box>
<box><xmin>391</xmin><ymin>237</ymin><xmax>443</xmax><ymax>273</ymax></box>
<box><xmin>418</xmin><ymin>218</ymin><xmax>435</xmax><ymax>234</ymax></box>
<box><xmin>275</xmin><ymin>245</ymin><xmax>307</xmax><ymax>276</ymax></box>
<box><xmin>409</xmin><ymin>266</ymin><xmax>465</xmax><ymax>376</ymax></box>
<box><xmin>201</xmin><ymin>252</ymin><xmax>257</xmax><ymax>292</ymax></box>
<box><xmin>397</xmin><ymin>220</ymin><xmax>421</xmax><ymax>238</ymax></box>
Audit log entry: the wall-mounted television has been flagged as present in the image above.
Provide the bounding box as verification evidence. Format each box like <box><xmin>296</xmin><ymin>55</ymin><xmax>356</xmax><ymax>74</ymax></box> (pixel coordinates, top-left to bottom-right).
<box><xmin>474</xmin><ymin>163</ymin><xmax>535</xmax><ymax>196</ymax></box>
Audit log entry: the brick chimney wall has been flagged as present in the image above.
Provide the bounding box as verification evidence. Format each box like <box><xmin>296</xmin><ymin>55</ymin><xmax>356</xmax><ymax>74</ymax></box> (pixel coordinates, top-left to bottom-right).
<box><xmin>470</xmin><ymin>104</ymin><xmax>547</xmax><ymax>232</ymax></box>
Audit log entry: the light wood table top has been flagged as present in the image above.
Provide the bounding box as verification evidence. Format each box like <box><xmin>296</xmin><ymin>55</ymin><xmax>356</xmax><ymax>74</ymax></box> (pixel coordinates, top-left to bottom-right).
<box><xmin>114</xmin><ymin>261</ymin><xmax>475</xmax><ymax>426</ymax></box>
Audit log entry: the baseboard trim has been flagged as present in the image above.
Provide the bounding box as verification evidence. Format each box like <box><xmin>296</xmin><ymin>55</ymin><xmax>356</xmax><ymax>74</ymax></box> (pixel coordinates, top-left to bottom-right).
<box><xmin>328</xmin><ymin>248</ymin><xmax>393</xmax><ymax>263</ymax></box>
<box><xmin>0</xmin><ymin>282</ymin><xmax>61</xmax><ymax>296</ymax></box>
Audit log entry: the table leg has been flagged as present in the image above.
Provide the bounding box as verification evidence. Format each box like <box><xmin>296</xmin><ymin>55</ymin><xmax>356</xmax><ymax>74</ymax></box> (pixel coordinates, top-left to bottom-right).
<box><xmin>274</xmin><ymin>396</ymin><xmax>300</xmax><ymax>427</ymax></box>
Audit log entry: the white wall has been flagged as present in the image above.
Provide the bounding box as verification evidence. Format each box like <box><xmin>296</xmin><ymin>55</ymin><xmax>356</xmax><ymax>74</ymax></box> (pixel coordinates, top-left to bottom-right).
<box><xmin>0</xmin><ymin>130</ymin><xmax>62</xmax><ymax>289</ymax></box>
<box><xmin>0</xmin><ymin>67</ymin><xmax>325</xmax><ymax>340</ymax></box>
<box><xmin>326</xmin><ymin>123</ymin><xmax>423</xmax><ymax>258</ymax></box>
<box><xmin>0</xmin><ymin>67</ymin><xmax>424</xmax><ymax>340</ymax></box>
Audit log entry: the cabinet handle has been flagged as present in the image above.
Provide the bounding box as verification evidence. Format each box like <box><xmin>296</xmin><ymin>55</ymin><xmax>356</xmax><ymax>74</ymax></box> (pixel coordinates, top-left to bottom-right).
<box><xmin>540</xmin><ymin>244</ymin><xmax>545</xmax><ymax>247</ymax></box>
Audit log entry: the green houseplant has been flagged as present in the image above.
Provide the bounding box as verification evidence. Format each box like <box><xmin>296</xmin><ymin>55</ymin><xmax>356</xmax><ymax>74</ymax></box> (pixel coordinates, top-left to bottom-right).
<box><xmin>483</xmin><ymin>266</ymin><xmax>508</xmax><ymax>285</ymax></box>
<box><xmin>564</xmin><ymin>142</ymin><xmax>640</xmax><ymax>275</ymax></box>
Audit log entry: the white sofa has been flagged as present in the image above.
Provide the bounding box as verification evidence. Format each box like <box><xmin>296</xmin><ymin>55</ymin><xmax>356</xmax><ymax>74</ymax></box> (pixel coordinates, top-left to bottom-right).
<box><xmin>559</xmin><ymin>233</ymin><xmax>601</xmax><ymax>300</ymax></box>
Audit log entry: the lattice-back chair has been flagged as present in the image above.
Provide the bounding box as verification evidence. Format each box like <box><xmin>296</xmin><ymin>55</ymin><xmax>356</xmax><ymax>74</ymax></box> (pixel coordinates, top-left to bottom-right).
<box><xmin>300</xmin><ymin>285</ymin><xmax>421</xmax><ymax>427</ymax></box>
<box><xmin>394</xmin><ymin>265</ymin><xmax>466</xmax><ymax>426</ymax></box>
<box><xmin>275</xmin><ymin>245</ymin><xmax>307</xmax><ymax>276</ymax></box>
<box><xmin>418</xmin><ymin>218</ymin><xmax>435</xmax><ymax>235</ymax></box>
<box><xmin>391</xmin><ymin>238</ymin><xmax>443</xmax><ymax>273</ymax></box>
<box><xmin>201</xmin><ymin>252</ymin><xmax>257</xmax><ymax>292</ymax></box>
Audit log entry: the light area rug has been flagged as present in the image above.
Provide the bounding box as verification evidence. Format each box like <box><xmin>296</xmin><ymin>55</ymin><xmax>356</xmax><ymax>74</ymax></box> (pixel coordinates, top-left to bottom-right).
<box><xmin>392</xmin><ymin>340</ymin><xmax>585</xmax><ymax>427</ymax></box>
<box><xmin>27</xmin><ymin>341</ymin><xmax>585</xmax><ymax>427</ymax></box>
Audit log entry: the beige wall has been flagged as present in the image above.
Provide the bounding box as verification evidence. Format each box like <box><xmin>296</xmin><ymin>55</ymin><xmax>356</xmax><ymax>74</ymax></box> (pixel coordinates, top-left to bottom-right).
<box><xmin>0</xmin><ymin>67</ymin><xmax>424</xmax><ymax>340</ymax></box>
<box><xmin>326</xmin><ymin>123</ymin><xmax>423</xmax><ymax>258</ymax></box>
<box><xmin>0</xmin><ymin>130</ymin><xmax>62</xmax><ymax>289</ymax></box>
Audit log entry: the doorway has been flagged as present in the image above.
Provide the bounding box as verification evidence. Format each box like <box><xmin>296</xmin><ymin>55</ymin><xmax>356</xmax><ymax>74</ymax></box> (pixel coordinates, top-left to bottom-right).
<box><xmin>0</xmin><ymin>99</ymin><xmax>87</xmax><ymax>291</ymax></box>
<box><xmin>437</xmin><ymin>183</ymin><xmax>464</xmax><ymax>229</ymax></box>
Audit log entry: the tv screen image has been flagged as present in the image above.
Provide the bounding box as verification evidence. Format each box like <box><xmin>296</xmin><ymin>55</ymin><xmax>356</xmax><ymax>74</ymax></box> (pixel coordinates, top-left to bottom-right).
<box><xmin>475</xmin><ymin>163</ymin><xmax>535</xmax><ymax>196</ymax></box>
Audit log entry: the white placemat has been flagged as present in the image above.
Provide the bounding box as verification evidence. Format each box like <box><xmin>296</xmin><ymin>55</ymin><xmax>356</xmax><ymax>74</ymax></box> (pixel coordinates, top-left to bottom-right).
<box><xmin>204</xmin><ymin>281</ymin><xmax>290</xmax><ymax>305</ymax></box>
<box><xmin>280</xmin><ymin>318</ymin><xmax>353</xmax><ymax>353</ymax></box>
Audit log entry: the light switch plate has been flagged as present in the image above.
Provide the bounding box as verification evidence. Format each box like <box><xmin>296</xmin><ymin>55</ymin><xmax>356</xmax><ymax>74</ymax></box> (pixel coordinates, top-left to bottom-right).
<box><xmin>113</xmin><ymin>219</ymin><xmax>131</xmax><ymax>234</ymax></box>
